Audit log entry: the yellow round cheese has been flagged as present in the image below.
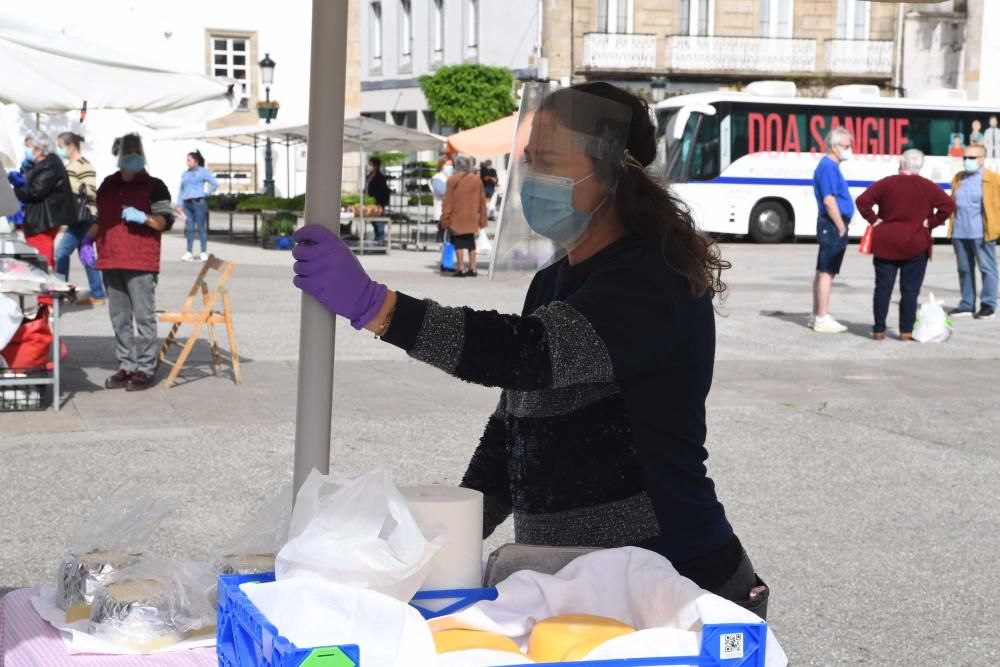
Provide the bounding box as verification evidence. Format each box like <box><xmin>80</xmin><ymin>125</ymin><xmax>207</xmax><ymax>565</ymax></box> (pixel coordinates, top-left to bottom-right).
<box><xmin>527</xmin><ymin>614</ymin><xmax>635</xmax><ymax>662</ymax></box>
<box><xmin>562</xmin><ymin>636</ymin><xmax>615</xmax><ymax>661</ymax></box>
<box><xmin>433</xmin><ymin>629</ymin><xmax>523</xmax><ymax>655</ymax></box>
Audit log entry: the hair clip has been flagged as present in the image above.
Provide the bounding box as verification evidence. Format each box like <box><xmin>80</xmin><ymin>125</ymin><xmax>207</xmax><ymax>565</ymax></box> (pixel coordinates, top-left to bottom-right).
<box><xmin>621</xmin><ymin>149</ymin><xmax>644</xmax><ymax>171</ymax></box>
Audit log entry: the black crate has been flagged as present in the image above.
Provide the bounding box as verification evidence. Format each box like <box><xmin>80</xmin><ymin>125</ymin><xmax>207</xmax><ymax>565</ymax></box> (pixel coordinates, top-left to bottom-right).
<box><xmin>0</xmin><ymin>367</ymin><xmax>50</xmax><ymax>412</ymax></box>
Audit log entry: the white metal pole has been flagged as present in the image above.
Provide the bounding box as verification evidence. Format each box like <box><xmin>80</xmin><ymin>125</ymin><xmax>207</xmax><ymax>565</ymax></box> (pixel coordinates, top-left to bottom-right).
<box><xmin>293</xmin><ymin>0</ymin><xmax>350</xmax><ymax>498</ymax></box>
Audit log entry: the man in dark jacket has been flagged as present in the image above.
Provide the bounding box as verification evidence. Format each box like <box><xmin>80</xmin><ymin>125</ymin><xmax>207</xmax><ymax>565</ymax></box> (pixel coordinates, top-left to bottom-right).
<box><xmin>856</xmin><ymin>149</ymin><xmax>955</xmax><ymax>340</ymax></box>
<box><xmin>364</xmin><ymin>156</ymin><xmax>391</xmax><ymax>243</ymax></box>
<box><xmin>13</xmin><ymin>131</ymin><xmax>74</xmax><ymax>268</ymax></box>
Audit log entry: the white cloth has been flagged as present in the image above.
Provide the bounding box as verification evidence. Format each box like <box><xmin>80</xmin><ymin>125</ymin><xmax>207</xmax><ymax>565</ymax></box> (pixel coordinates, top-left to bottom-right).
<box><xmin>431</xmin><ymin>547</ymin><xmax>788</xmax><ymax>666</ymax></box>
<box><xmin>0</xmin><ymin>292</ymin><xmax>22</xmax><ymax>351</ymax></box>
<box><xmin>29</xmin><ymin>587</ymin><xmax>215</xmax><ymax>655</ymax></box>
<box><xmin>242</xmin><ymin>578</ymin><xmax>436</xmax><ymax>667</ymax></box>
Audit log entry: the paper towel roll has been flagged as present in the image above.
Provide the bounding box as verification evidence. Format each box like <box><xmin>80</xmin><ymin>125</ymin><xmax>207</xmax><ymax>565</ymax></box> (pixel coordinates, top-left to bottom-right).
<box><xmin>402</xmin><ymin>486</ymin><xmax>483</xmax><ymax>591</ymax></box>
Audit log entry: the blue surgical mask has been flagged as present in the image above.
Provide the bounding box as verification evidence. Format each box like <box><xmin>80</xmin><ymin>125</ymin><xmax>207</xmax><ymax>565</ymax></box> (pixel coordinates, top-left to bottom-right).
<box><xmin>443</xmin><ymin>165</ymin><xmax>454</xmax><ymax>176</ymax></box>
<box><xmin>118</xmin><ymin>154</ymin><xmax>145</xmax><ymax>173</ymax></box>
<box><xmin>23</xmin><ymin>147</ymin><xmax>34</xmax><ymax>163</ymax></box>
<box><xmin>57</xmin><ymin>147</ymin><xmax>70</xmax><ymax>160</ymax></box>
<box><xmin>519</xmin><ymin>171</ymin><xmax>602</xmax><ymax>246</ymax></box>
<box><xmin>964</xmin><ymin>158</ymin><xmax>981</xmax><ymax>174</ymax></box>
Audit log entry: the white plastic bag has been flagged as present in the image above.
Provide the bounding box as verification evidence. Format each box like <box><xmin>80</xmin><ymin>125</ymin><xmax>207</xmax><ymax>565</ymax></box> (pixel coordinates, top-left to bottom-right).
<box><xmin>214</xmin><ymin>484</ymin><xmax>292</xmax><ymax>575</ymax></box>
<box><xmin>0</xmin><ymin>292</ymin><xmax>22</xmax><ymax>350</ymax></box>
<box><xmin>276</xmin><ymin>469</ymin><xmax>445</xmax><ymax>601</ymax></box>
<box><xmin>913</xmin><ymin>292</ymin><xmax>953</xmax><ymax>343</ymax></box>
<box><xmin>476</xmin><ymin>229</ymin><xmax>492</xmax><ymax>254</ymax></box>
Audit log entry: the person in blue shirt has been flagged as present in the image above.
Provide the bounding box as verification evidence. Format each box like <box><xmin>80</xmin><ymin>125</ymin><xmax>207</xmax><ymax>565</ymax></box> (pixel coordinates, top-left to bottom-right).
<box><xmin>810</xmin><ymin>126</ymin><xmax>854</xmax><ymax>333</ymax></box>
<box><xmin>175</xmin><ymin>150</ymin><xmax>218</xmax><ymax>262</ymax></box>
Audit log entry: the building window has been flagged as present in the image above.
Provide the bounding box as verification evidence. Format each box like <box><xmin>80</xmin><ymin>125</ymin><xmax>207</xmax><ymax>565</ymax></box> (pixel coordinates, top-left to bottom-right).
<box><xmin>392</xmin><ymin>110</ymin><xmax>418</xmax><ymax>129</ymax></box>
<box><xmin>361</xmin><ymin>111</ymin><xmax>387</xmax><ymax>122</ymax></box>
<box><xmin>597</xmin><ymin>0</ymin><xmax>634</xmax><ymax>33</ymax></box>
<box><xmin>370</xmin><ymin>1</ymin><xmax>383</xmax><ymax>72</ymax></box>
<box><xmin>211</xmin><ymin>34</ymin><xmax>251</xmax><ymax>111</ymax></box>
<box><xmin>432</xmin><ymin>0</ymin><xmax>445</xmax><ymax>65</ymax></box>
<box><xmin>466</xmin><ymin>0</ymin><xmax>479</xmax><ymax>59</ymax></box>
<box><xmin>758</xmin><ymin>0</ymin><xmax>793</xmax><ymax>38</ymax></box>
<box><xmin>837</xmin><ymin>0</ymin><xmax>869</xmax><ymax>40</ymax></box>
<box><xmin>680</xmin><ymin>0</ymin><xmax>713</xmax><ymax>37</ymax></box>
<box><xmin>400</xmin><ymin>0</ymin><xmax>413</xmax><ymax>69</ymax></box>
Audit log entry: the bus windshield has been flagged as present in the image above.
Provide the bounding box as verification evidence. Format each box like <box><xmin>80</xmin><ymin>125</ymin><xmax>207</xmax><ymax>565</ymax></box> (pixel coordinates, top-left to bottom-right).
<box><xmin>657</xmin><ymin>107</ymin><xmax>722</xmax><ymax>183</ymax></box>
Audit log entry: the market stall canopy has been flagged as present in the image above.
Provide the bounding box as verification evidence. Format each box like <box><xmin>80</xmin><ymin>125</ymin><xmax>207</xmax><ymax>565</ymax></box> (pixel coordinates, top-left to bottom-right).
<box><xmin>445</xmin><ymin>114</ymin><xmax>517</xmax><ymax>157</ymax></box>
<box><xmin>157</xmin><ymin>117</ymin><xmax>443</xmax><ymax>153</ymax></box>
<box><xmin>155</xmin><ymin>119</ymin><xmax>309</xmax><ymax>147</ymax></box>
<box><xmin>0</xmin><ymin>19</ymin><xmax>233</xmax><ymax>127</ymax></box>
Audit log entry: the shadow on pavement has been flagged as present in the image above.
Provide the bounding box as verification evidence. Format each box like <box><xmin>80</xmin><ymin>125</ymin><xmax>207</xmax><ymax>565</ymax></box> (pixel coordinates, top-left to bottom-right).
<box><xmin>760</xmin><ymin>309</ymin><xmax>873</xmax><ymax>340</ymax></box>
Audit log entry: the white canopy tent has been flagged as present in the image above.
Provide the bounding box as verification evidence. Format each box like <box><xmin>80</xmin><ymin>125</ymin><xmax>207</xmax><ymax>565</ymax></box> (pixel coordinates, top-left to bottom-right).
<box><xmin>0</xmin><ymin>18</ymin><xmax>233</xmax><ymax>167</ymax></box>
<box><xmin>156</xmin><ymin>116</ymin><xmax>444</xmax><ymax>248</ymax></box>
<box><xmin>0</xmin><ymin>19</ymin><xmax>233</xmax><ymax>122</ymax></box>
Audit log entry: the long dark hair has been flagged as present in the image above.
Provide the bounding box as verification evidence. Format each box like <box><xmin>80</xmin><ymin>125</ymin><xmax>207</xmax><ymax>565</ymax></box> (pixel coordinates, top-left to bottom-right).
<box><xmin>188</xmin><ymin>150</ymin><xmax>205</xmax><ymax>167</ymax></box>
<box><xmin>544</xmin><ymin>83</ymin><xmax>729</xmax><ymax>299</ymax></box>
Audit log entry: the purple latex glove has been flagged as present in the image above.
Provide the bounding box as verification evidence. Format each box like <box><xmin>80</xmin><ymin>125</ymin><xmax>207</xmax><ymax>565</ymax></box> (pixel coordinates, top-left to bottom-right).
<box><xmin>292</xmin><ymin>224</ymin><xmax>388</xmax><ymax>329</ymax></box>
<box><xmin>80</xmin><ymin>236</ymin><xmax>96</xmax><ymax>268</ymax></box>
<box><xmin>122</xmin><ymin>206</ymin><xmax>147</xmax><ymax>224</ymax></box>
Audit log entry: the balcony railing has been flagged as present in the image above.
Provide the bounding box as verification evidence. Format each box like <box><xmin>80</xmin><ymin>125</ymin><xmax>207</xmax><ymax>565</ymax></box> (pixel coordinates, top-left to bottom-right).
<box><xmin>665</xmin><ymin>35</ymin><xmax>816</xmax><ymax>75</ymax></box>
<box><xmin>582</xmin><ymin>32</ymin><xmax>657</xmax><ymax>71</ymax></box>
<box><xmin>824</xmin><ymin>39</ymin><xmax>894</xmax><ymax>76</ymax></box>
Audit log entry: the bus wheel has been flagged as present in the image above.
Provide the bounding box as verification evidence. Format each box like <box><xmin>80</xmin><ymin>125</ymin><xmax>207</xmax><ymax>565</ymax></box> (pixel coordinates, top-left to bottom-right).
<box><xmin>749</xmin><ymin>201</ymin><xmax>790</xmax><ymax>243</ymax></box>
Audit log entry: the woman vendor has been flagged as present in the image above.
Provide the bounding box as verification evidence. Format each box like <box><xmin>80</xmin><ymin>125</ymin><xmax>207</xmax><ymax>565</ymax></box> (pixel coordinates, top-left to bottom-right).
<box><xmin>292</xmin><ymin>83</ymin><xmax>769</xmax><ymax>617</ymax></box>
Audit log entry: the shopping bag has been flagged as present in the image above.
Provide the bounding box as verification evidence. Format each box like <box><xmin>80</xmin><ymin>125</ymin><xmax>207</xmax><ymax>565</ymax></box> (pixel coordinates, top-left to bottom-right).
<box><xmin>912</xmin><ymin>292</ymin><xmax>953</xmax><ymax>343</ymax></box>
<box><xmin>0</xmin><ymin>304</ymin><xmax>66</xmax><ymax>368</ymax></box>
<box><xmin>440</xmin><ymin>238</ymin><xmax>457</xmax><ymax>272</ymax></box>
<box><xmin>859</xmin><ymin>224</ymin><xmax>874</xmax><ymax>254</ymax></box>
<box><xmin>276</xmin><ymin>469</ymin><xmax>445</xmax><ymax>601</ymax></box>
<box><xmin>475</xmin><ymin>228</ymin><xmax>492</xmax><ymax>254</ymax></box>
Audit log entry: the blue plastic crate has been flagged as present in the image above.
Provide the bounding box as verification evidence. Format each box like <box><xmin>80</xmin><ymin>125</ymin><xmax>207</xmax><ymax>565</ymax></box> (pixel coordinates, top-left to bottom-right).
<box><xmin>217</xmin><ymin>573</ymin><xmax>767</xmax><ymax>667</ymax></box>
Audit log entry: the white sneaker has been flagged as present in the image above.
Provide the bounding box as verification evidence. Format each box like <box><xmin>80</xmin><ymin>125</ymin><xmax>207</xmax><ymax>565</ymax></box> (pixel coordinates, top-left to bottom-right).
<box><xmin>199</xmin><ymin>252</ymin><xmax>208</xmax><ymax>261</ymax></box>
<box><xmin>181</xmin><ymin>252</ymin><xmax>193</xmax><ymax>262</ymax></box>
<box><xmin>813</xmin><ymin>315</ymin><xmax>848</xmax><ymax>333</ymax></box>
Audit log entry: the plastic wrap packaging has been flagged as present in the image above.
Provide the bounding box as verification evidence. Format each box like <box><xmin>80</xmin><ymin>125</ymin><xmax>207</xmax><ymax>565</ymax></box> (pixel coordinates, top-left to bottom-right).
<box><xmin>55</xmin><ymin>482</ymin><xmax>174</xmax><ymax>621</ymax></box>
<box><xmin>215</xmin><ymin>484</ymin><xmax>292</xmax><ymax>575</ymax></box>
<box><xmin>88</xmin><ymin>559</ymin><xmax>217</xmax><ymax>652</ymax></box>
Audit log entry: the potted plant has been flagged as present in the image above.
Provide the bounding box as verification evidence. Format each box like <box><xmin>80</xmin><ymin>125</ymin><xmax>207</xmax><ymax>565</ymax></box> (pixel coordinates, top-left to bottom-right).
<box><xmin>256</xmin><ymin>100</ymin><xmax>280</xmax><ymax>122</ymax></box>
<box><xmin>261</xmin><ymin>211</ymin><xmax>297</xmax><ymax>250</ymax></box>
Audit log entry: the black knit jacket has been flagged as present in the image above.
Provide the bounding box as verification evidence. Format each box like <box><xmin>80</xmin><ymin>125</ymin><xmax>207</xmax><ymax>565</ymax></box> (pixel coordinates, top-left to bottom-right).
<box><xmin>382</xmin><ymin>235</ymin><xmax>739</xmax><ymax>588</ymax></box>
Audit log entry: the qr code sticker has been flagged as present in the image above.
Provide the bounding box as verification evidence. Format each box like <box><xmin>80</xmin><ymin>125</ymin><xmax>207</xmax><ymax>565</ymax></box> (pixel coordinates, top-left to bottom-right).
<box><xmin>721</xmin><ymin>632</ymin><xmax>744</xmax><ymax>659</ymax></box>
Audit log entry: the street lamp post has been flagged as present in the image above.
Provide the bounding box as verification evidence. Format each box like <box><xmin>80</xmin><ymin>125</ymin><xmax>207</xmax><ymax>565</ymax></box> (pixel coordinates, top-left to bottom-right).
<box><xmin>259</xmin><ymin>53</ymin><xmax>277</xmax><ymax>196</ymax></box>
<box><xmin>650</xmin><ymin>76</ymin><xmax>667</xmax><ymax>104</ymax></box>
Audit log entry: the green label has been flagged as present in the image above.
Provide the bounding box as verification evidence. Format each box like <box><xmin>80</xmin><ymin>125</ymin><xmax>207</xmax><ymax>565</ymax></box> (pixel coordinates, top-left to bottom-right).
<box><xmin>300</xmin><ymin>646</ymin><xmax>357</xmax><ymax>667</ymax></box>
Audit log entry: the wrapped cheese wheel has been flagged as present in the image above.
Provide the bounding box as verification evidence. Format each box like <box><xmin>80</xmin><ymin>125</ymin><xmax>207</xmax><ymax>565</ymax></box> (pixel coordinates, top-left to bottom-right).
<box><xmin>57</xmin><ymin>550</ymin><xmax>141</xmax><ymax>622</ymax></box>
<box><xmin>89</xmin><ymin>579</ymin><xmax>184</xmax><ymax>651</ymax></box>
<box><xmin>527</xmin><ymin>614</ymin><xmax>635</xmax><ymax>663</ymax></box>
<box><xmin>434</xmin><ymin>629</ymin><xmax>523</xmax><ymax>655</ymax></box>
<box><xmin>562</xmin><ymin>636</ymin><xmax>614</xmax><ymax>661</ymax></box>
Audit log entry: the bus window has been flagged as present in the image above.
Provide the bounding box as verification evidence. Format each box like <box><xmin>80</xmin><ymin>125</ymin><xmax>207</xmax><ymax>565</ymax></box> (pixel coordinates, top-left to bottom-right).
<box><xmin>664</xmin><ymin>112</ymin><xmax>721</xmax><ymax>182</ymax></box>
<box><xmin>689</xmin><ymin>114</ymin><xmax>721</xmax><ymax>181</ymax></box>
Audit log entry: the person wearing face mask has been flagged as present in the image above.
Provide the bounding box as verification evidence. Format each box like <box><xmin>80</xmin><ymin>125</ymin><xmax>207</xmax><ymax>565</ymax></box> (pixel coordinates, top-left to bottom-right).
<box><xmin>431</xmin><ymin>157</ymin><xmax>453</xmax><ymax>242</ymax></box>
<box><xmin>12</xmin><ymin>131</ymin><xmax>75</xmax><ymax>269</ymax></box>
<box><xmin>290</xmin><ymin>83</ymin><xmax>770</xmax><ymax>618</ymax></box>
<box><xmin>440</xmin><ymin>154</ymin><xmax>487</xmax><ymax>277</ymax></box>
<box><xmin>855</xmin><ymin>149</ymin><xmax>955</xmax><ymax>340</ymax></box>
<box><xmin>946</xmin><ymin>144</ymin><xmax>1000</xmax><ymax>319</ymax></box>
<box><xmin>81</xmin><ymin>133</ymin><xmax>175</xmax><ymax>391</ymax></box>
<box><xmin>809</xmin><ymin>127</ymin><xmax>854</xmax><ymax>334</ymax></box>
<box><xmin>53</xmin><ymin>132</ymin><xmax>106</xmax><ymax>306</ymax></box>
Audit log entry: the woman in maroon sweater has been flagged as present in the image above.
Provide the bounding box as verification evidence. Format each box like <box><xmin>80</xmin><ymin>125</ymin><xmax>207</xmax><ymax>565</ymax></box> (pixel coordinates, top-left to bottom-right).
<box><xmin>856</xmin><ymin>149</ymin><xmax>954</xmax><ymax>340</ymax></box>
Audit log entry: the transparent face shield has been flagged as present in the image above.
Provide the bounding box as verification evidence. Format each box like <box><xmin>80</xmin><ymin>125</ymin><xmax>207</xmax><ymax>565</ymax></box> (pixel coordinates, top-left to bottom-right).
<box><xmin>489</xmin><ymin>83</ymin><xmax>632</xmax><ymax>280</ymax></box>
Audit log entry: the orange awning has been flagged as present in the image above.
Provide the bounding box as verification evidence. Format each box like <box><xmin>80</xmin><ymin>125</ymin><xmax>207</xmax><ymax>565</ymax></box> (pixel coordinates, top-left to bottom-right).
<box><xmin>446</xmin><ymin>113</ymin><xmax>517</xmax><ymax>157</ymax></box>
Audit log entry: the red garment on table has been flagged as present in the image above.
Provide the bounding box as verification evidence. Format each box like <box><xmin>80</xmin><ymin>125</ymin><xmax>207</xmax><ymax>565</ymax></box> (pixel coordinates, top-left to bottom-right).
<box><xmin>23</xmin><ymin>227</ymin><xmax>59</xmax><ymax>268</ymax></box>
<box><xmin>855</xmin><ymin>173</ymin><xmax>955</xmax><ymax>261</ymax></box>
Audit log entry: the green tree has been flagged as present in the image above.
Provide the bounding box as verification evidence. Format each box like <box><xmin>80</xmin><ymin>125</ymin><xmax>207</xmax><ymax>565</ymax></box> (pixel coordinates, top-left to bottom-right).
<box><xmin>419</xmin><ymin>64</ymin><xmax>516</xmax><ymax>131</ymax></box>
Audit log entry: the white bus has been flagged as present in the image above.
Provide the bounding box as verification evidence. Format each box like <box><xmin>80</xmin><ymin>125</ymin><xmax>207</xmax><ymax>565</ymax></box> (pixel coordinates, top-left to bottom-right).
<box><xmin>653</xmin><ymin>82</ymin><xmax>1000</xmax><ymax>243</ymax></box>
